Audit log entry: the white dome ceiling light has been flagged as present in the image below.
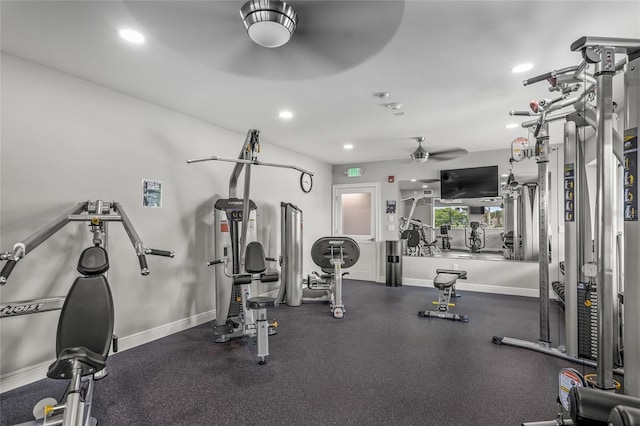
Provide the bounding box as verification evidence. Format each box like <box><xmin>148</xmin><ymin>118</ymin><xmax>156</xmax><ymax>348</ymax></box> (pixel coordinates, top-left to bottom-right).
<box><xmin>240</xmin><ymin>0</ymin><xmax>298</xmax><ymax>48</ymax></box>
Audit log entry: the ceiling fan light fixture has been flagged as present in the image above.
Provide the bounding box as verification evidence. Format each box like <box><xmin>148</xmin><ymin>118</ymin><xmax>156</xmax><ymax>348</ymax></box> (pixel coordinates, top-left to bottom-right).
<box><xmin>411</xmin><ymin>151</ymin><xmax>429</xmax><ymax>163</ymax></box>
<box><xmin>240</xmin><ymin>0</ymin><xmax>298</xmax><ymax>48</ymax></box>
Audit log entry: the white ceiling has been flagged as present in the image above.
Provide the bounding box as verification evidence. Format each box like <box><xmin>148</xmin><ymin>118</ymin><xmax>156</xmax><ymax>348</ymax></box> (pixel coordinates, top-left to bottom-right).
<box><xmin>2</xmin><ymin>1</ymin><xmax>639</xmax><ymax>166</ymax></box>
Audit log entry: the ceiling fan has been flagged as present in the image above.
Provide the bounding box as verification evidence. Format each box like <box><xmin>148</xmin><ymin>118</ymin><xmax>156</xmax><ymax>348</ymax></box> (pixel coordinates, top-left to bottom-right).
<box><xmin>409</xmin><ymin>137</ymin><xmax>467</xmax><ymax>163</ymax></box>
<box><xmin>124</xmin><ymin>0</ymin><xmax>405</xmax><ymax>80</ymax></box>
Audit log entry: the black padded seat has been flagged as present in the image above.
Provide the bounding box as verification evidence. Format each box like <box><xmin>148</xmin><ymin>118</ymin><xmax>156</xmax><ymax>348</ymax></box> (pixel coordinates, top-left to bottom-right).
<box><xmin>434</xmin><ymin>273</ymin><xmax>460</xmax><ymax>290</ymax></box>
<box><xmin>48</xmin><ymin>271</ymin><xmax>114</xmax><ymax>380</ymax></box>
<box><xmin>77</xmin><ymin>246</ymin><xmax>109</xmax><ymax>275</ymax></box>
<box><xmin>609</xmin><ymin>405</ymin><xmax>640</xmax><ymax>426</ymax></box>
<box><xmin>570</xmin><ymin>387</ymin><xmax>640</xmax><ymax>426</ymax></box>
<box><xmin>233</xmin><ymin>274</ymin><xmax>253</xmax><ymax>285</ymax></box>
<box><xmin>246</xmin><ymin>296</ymin><xmax>278</xmax><ymax>309</ymax></box>
<box><xmin>436</xmin><ymin>269</ymin><xmax>467</xmax><ymax>279</ymax></box>
<box><xmin>261</xmin><ymin>272</ymin><xmax>279</xmax><ymax>282</ymax></box>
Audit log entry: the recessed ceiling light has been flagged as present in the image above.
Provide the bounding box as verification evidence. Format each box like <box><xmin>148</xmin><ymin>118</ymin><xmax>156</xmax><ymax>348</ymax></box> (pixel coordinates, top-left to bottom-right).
<box><xmin>119</xmin><ymin>29</ymin><xmax>145</xmax><ymax>44</ymax></box>
<box><xmin>512</xmin><ymin>63</ymin><xmax>533</xmax><ymax>73</ymax></box>
<box><xmin>410</xmin><ymin>179</ymin><xmax>417</xmax><ymax>182</ymax></box>
<box><xmin>343</xmin><ymin>143</ymin><xmax>354</xmax><ymax>150</ymax></box>
<box><xmin>505</xmin><ymin>123</ymin><xmax>519</xmax><ymax>129</ymax></box>
<box><xmin>501</xmin><ymin>174</ymin><xmax>509</xmax><ymax>177</ymax></box>
<box><xmin>422</xmin><ymin>185</ymin><xmax>428</xmax><ymax>188</ymax></box>
<box><xmin>279</xmin><ymin>111</ymin><xmax>293</xmax><ymax>119</ymax></box>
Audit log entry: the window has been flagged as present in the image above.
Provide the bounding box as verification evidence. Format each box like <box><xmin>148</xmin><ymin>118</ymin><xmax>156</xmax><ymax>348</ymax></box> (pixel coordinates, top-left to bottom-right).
<box><xmin>434</xmin><ymin>205</ymin><xmax>504</xmax><ymax>229</ymax></box>
<box><xmin>434</xmin><ymin>206</ymin><xmax>468</xmax><ymax>229</ymax></box>
<box><xmin>482</xmin><ymin>206</ymin><xmax>504</xmax><ymax>229</ymax></box>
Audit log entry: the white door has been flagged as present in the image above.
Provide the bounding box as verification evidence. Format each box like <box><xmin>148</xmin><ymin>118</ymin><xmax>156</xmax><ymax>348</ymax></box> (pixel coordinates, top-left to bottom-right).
<box><xmin>333</xmin><ymin>183</ymin><xmax>380</xmax><ymax>281</ymax></box>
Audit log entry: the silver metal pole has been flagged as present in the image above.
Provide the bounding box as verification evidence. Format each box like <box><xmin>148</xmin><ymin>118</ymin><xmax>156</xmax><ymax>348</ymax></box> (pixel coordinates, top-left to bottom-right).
<box><xmin>564</xmin><ymin>120</ymin><xmax>579</xmax><ymax>357</ymax></box>
<box><xmin>113</xmin><ymin>202</ymin><xmax>144</xmax><ymax>252</ymax></box>
<box><xmin>240</xmin><ymin>163</ymin><xmax>252</xmax><ymax>265</ymax></box>
<box><xmin>537</xmin><ymin>124</ymin><xmax>551</xmax><ymax>344</ymax></box>
<box><xmin>594</xmin><ymin>46</ymin><xmax>617</xmax><ymax>390</ymax></box>
<box><xmin>624</xmin><ymin>50</ymin><xmax>640</xmax><ymax>397</ymax></box>
<box><xmin>229</xmin><ymin>130</ymin><xmax>253</xmax><ymax>199</ymax></box>
<box><xmin>0</xmin><ymin>296</ymin><xmax>66</xmax><ymax>318</ymax></box>
<box><xmin>185</xmin><ymin>155</ymin><xmax>314</xmax><ymax>176</ymax></box>
<box><xmin>18</xmin><ymin>202</ymin><xmax>86</xmax><ymax>255</ymax></box>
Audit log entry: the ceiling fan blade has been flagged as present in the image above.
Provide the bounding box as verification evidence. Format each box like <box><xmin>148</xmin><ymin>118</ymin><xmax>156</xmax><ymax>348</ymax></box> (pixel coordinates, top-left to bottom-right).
<box><xmin>125</xmin><ymin>1</ymin><xmax>405</xmax><ymax>80</ymax></box>
<box><xmin>428</xmin><ymin>148</ymin><xmax>468</xmax><ymax>161</ymax></box>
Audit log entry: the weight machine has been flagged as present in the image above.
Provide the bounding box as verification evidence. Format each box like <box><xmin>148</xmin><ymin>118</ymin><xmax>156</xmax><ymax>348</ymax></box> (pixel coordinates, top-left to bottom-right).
<box><xmin>493</xmin><ymin>37</ymin><xmax>627</xmax><ymax>373</ymax></box>
<box><xmin>187</xmin><ymin>129</ymin><xmax>314</xmax><ymax>364</ymax></box>
<box><xmin>496</xmin><ymin>36</ymin><xmax>640</xmax><ymax>425</ymax></box>
<box><xmin>306</xmin><ymin>237</ymin><xmax>360</xmax><ymax>319</ymax></box>
<box><xmin>399</xmin><ymin>194</ymin><xmax>439</xmax><ymax>256</ymax></box>
<box><xmin>0</xmin><ymin>200</ymin><xmax>174</xmax><ymax>426</ymax></box>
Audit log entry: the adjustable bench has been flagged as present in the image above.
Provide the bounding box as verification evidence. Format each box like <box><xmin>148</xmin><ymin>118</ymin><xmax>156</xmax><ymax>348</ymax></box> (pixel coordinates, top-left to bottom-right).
<box><xmin>418</xmin><ymin>269</ymin><xmax>468</xmax><ymax>322</ymax></box>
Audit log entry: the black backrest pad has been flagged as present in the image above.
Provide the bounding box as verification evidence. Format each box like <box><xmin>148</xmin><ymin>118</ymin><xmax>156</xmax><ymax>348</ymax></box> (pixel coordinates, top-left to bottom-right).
<box><xmin>311</xmin><ymin>237</ymin><xmax>360</xmax><ymax>269</ymax></box>
<box><xmin>609</xmin><ymin>405</ymin><xmax>640</xmax><ymax>426</ymax></box>
<box><xmin>570</xmin><ymin>387</ymin><xmax>640</xmax><ymax>425</ymax></box>
<box><xmin>401</xmin><ymin>230</ymin><xmax>420</xmax><ymax>247</ymax></box>
<box><xmin>56</xmin><ymin>275</ymin><xmax>114</xmax><ymax>359</ymax></box>
<box><xmin>77</xmin><ymin>246</ymin><xmax>109</xmax><ymax>276</ymax></box>
<box><xmin>245</xmin><ymin>241</ymin><xmax>267</xmax><ymax>274</ymax></box>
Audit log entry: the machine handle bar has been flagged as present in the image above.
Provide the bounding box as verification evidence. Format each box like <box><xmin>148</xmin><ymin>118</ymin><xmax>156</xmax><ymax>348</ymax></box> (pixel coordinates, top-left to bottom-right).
<box><xmin>186</xmin><ymin>156</ymin><xmax>314</xmax><ymax>176</ymax></box>
<box><xmin>523</xmin><ymin>65</ymin><xmax>580</xmax><ymax>87</ymax></box>
<box><xmin>523</xmin><ymin>71</ymin><xmax>553</xmax><ymax>86</ymax></box>
<box><xmin>138</xmin><ymin>255</ymin><xmax>149</xmax><ymax>276</ymax></box>
<box><xmin>145</xmin><ymin>248</ymin><xmax>175</xmax><ymax>258</ymax></box>
<box><xmin>510</xmin><ymin>110</ymin><xmax>536</xmax><ymax>116</ymax></box>
<box><xmin>0</xmin><ymin>260</ymin><xmax>18</xmax><ymax>285</ymax></box>
<box><xmin>207</xmin><ymin>259</ymin><xmax>224</xmax><ymax>267</ymax></box>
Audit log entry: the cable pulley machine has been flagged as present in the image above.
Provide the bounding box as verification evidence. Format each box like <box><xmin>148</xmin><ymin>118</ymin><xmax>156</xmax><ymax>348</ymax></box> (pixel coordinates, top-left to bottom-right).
<box><xmin>187</xmin><ymin>129</ymin><xmax>314</xmax><ymax>364</ymax></box>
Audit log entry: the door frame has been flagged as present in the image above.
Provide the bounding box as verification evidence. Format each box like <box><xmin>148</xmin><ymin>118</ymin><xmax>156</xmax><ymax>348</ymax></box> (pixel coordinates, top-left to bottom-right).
<box><xmin>332</xmin><ymin>182</ymin><xmax>381</xmax><ymax>282</ymax></box>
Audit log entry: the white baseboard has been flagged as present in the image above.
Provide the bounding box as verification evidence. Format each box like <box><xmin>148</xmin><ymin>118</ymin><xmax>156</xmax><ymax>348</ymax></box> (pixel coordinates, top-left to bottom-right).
<box><xmin>401</xmin><ymin>278</ymin><xmax>542</xmax><ymax>298</ymax></box>
<box><xmin>0</xmin><ymin>309</ymin><xmax>215</xmax><ymax>393</ymax></box>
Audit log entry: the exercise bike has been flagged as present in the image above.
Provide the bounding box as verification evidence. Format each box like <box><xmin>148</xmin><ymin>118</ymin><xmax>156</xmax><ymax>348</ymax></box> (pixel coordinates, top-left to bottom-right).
<box><xmin>306</xmin><ymin>237</ymin><xmax>360</xmax><ymax>319</ymax></box>
<box><xmin>0</xmin><ymin>200</ymin><xmax>174</xmax><ymax>426</ymax></box>
<box><xmin>465</xmin><ymin>221</ymin><xmax>485</xmax><ymax>253</ymax></box>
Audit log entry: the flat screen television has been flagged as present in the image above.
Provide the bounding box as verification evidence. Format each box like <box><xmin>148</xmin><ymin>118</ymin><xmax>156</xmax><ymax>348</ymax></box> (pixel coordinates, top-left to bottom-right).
<box><xmin>469</xmin><ymin>206</ymin><xmax>486</xmax><ymax>215</ymax></box>
<box><xmin>440</xmin><ymin>166</ymin><xmax>499</xmax><ymax>199</ymax></box>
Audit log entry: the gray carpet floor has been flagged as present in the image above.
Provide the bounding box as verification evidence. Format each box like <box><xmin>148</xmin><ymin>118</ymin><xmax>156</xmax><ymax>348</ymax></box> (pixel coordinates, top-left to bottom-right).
<box><xmin>1</xmin><ymin>280</ymin><xmax>603</xmax><ymax>425</ymax></box>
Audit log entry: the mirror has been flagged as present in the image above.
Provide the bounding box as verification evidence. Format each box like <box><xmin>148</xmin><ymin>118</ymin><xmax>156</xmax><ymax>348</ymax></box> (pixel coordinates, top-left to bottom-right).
<box><xmin>398</xmin><ymin>177</ymin><xmax>520</xmax><ymax>261</ymax></box>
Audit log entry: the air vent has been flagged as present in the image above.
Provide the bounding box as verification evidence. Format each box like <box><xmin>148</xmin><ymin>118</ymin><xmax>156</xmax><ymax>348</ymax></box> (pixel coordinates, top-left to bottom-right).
<box><xmin>423</xmin><ymin>189</ymin><xmax>433</xmax><ymax>196</ymax></box>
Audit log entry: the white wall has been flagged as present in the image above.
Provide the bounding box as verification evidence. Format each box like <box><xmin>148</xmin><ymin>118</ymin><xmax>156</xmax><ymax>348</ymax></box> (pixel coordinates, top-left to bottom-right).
<box><xmin>0</xmin><ymin>54</ymin><xmax>332</xmax><ymax>388</ymax></box>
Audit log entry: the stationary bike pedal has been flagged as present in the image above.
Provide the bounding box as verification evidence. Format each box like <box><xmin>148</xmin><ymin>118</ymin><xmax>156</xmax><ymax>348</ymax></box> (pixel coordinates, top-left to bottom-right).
<box><xmin>32</xmin><ymin>397</ymin><xmax>58</xmax><ymax>420</ymax></box>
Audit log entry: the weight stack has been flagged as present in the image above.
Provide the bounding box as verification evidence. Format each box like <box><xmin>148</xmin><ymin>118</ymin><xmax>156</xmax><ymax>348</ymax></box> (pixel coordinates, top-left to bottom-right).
<box><xmin>577</xmin><ymin>282</ymin><xmax>598</xmax><ymax>360</ymax></box>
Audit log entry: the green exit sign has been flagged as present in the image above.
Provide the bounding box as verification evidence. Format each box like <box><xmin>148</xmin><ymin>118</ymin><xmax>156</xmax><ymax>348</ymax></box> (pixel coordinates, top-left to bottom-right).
<box><xmin>347</xmin><ymin>167</ymin><xmax>363</xmax><ymax>177</ymax></box>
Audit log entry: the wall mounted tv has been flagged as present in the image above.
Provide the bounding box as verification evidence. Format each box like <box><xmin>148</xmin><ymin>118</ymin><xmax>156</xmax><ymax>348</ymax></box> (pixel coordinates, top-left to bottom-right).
<box><xmin>440</xmin><ymin>166</ymin><xmax>499</xmax><ymax>199</ymax></box>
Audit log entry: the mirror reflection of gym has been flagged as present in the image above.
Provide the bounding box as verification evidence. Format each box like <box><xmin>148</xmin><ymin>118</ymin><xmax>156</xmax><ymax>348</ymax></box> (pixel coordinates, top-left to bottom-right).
<box><xmin>398</xmin><ymin>174</ymin><xmax>538</xmax><ymax>261</ymax></box>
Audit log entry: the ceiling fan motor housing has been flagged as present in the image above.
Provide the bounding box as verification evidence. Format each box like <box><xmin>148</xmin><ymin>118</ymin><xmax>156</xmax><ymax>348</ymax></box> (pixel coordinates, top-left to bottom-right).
<box><xmin>411</xmin><ymin>150</ymin><xmax>429</xmax><ymax>162</ymax></box>
<box><xmin>240</xmin><ymin>0</ymin><xmax>298</xmax><ymax>48</ymax></box>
